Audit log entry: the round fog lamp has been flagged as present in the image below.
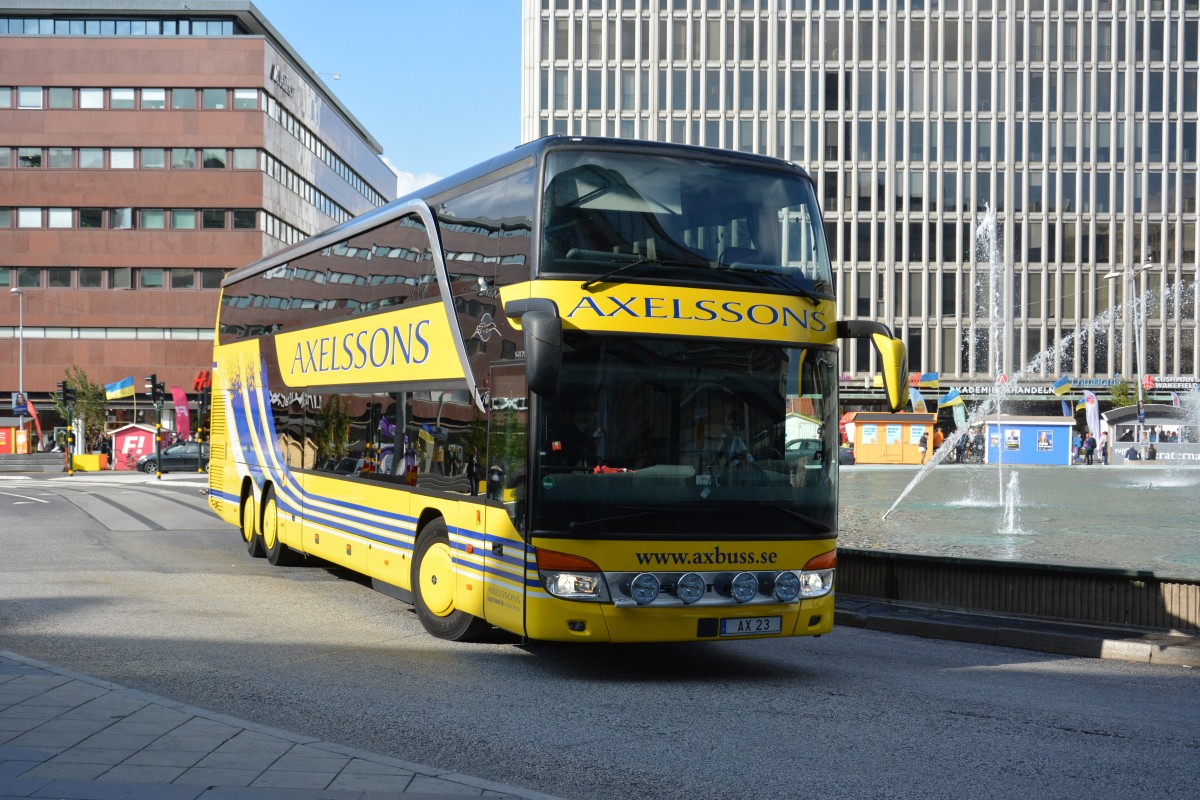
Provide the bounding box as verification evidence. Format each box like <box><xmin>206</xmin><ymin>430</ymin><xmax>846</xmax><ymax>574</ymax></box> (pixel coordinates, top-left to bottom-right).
<box><xmin>773</xmin><ymin>570</ymin><xmax>801</xmax><ymax>602</ymax></box>
<box><xmin>731</xmin><ymin>572</ymin><xmax>759</xmax><ymax>603</ymax></box>
<box><xmin>630</xmin><ymin>572</ymin><xmax>662</xmax><ymax>605</ymax></box>
<box><xmin>676</xmin><ymin>572</ymin><xmax>706</xmax><ymax>604</ymax></box>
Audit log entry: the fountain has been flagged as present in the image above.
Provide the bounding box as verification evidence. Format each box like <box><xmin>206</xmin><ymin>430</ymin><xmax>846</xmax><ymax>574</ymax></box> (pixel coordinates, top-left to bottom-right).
<box><xmin>872</xmin><ymin>208</ymin><xmax>1200</xmax><ymax>571</ymax></box>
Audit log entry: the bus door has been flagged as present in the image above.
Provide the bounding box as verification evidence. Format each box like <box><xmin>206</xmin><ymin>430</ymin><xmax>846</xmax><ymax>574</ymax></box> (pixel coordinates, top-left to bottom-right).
<box><xmin>482</xmin><ymin>362</ymin><xmax>529</xmax><ymax>633</ymax></box>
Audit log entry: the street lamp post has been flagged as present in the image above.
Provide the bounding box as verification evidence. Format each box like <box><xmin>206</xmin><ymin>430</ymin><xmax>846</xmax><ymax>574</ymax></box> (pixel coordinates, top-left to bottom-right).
<box><xmin>10</xmin><ymin>288</ymin><xmax>24</xmax><ymax>437</ymax></box>
<box><xmin>1105</xmin><ymin>260</ymin><xmax>1155</xmax><ymax>455</ymax></box>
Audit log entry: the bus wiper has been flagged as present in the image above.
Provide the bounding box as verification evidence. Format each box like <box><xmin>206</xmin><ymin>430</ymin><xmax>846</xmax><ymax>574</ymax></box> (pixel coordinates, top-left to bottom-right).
<box><xmin>580</xmin><ymin>257</ymin><xmax>653</xmax><ymax>291</ymax></box>
<box><xmin>681</xmin><ymin>500</ymin><xmax>830</xmax><ymax>534</ymax></box>
<box><xmin>568</xmin><ymin>509</ymin><xmax>658</xmax><ymax>531</ymax></box>
<box><xmin>710</xmin><ymin>264</ymin><xmax>822</xmax><ymax>306</ymax></box>
<box><xmin>579</xmin><ymin>256</ymin><xmax>706</xmax><ymax>291</ymax></box>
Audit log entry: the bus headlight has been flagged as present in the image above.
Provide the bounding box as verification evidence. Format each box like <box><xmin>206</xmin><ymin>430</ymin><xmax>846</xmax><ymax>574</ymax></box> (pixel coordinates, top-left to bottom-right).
<box><xmin>799</xmin><ymin>569</ymin><xmax>834</xmax><ymax>597</ymax></box>
<box><xmin>773</xmin><ymin>570</ymin><xmax>802</xmax><ymax>602</ymax></box>
<box><xmin>730</xmin><ymin>571</ymin><xmax>759</xmax><ymax>603</ymax></box>
<box><xmin>675</xmin><ymin>572</ymin><xmax>707</xmax><ymax>604</ymax></box>
<box><xmin>799</xmin><ymin>550</ymin><xmax>836</xmax><ymax>598</ymax></box>
<box><xmin>537</xmin><ymin>548</ymin><xmax>610</xmax><ymax>602</ymax></box>
<box><xmin>629</xmin><ymin>573</ymin><xmax>661</xmax><ymax>605</ymax></box>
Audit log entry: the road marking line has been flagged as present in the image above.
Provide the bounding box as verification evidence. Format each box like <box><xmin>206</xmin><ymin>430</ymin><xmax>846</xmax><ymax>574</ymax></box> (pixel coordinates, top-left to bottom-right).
<box><xmin>0</xmin><ymin>490</ymin><xmax>50</xmax><ymax>504</ymax></box>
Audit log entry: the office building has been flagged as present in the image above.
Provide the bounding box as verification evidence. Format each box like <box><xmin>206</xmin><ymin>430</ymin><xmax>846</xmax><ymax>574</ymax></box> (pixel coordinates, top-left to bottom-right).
<box><xmin>1</xmin><ymin>0</ymin><xmax>395</xmax><ymax>438</ymax></box>
<box><xmin>521</xmin><ymin>0</ymin><xmax>1199</xmax><ymax>405</ymax></box>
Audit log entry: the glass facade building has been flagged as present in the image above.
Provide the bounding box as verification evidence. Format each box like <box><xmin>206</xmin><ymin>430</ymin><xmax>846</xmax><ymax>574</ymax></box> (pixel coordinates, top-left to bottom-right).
<box><xmin>521</xmin><ymin>0</ymin><xmax>1199</xmax><ymax>401</ymax></box>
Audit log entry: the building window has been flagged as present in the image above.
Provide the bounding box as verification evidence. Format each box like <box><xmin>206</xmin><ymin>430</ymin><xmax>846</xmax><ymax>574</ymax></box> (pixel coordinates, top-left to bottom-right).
<box><xmin>0</xmin><ymin>148</ymin><xmax>10</xmax><ymax>167</ymax></box>
<box><xmin>201</xmin><ymin>269</ymin><xmax>224</xmax><ymax>289</ymax></box>
<box><xmin>111</xmin><ymin>148</ymin><xmax>135</xmax><ymax>169</ymax></box>
<box><xmin>17</xmin><ymin>86</ymin><xmax>42</xmax><ymax>109</ymax></box>
<box><xmin>17</xmin><ymin>268</ymin><xmax>41</xmax><ymax>288</ymax></box>
<box><xmin>232</xmin><ymin>148</ymin><xmax>257</xmax><ymax>169</ymax></box>
<box><xmin>172</xmin><ymin>88</ymin><xmax>196</xmax><ymax>109</ymax></box>
<box><xmin>0</xmin><ymin>208</ymin><xmax>10</xmax><ymax>227</ymax></box>
<box><xmin>233</xmin><ymin>88</ymin><xmax>257</xmax><ymax>109</ymax></box>
<box><xmin>171</xmin><ymin>148</ymin><xmax>196</xmax><ymax>169</ymax></box>
<box><xmin>48</xmin><ymin>268</ymin><xmax>72</xmax><ymax>288</ymax></box>
<box><xmin>17</xmin><ymin>148</ymin><xmax>42</xmax><ymax>168</ymax></box>
<box><xmin>172</xmin><ymin>209</ymin><xmax>196</xmax><ymax>229</ymax></box>
<box><xmin>141</xmin><ymin>208</ymin><xmax>166</xmax><ymax>229</ymax></box>
<box><xmin>17</xmin><ymin>208</ymin><xmax>41</xmax><ymax>228</ymax></box>
<box><xmin>202</xmin><ymin>209</ymin><xmax>226</xmax><ymax>229</ymax></box>
<box><xmin>48</xmin><ymin>147</ymin><xmax>72</xmax><ymax>168</ymax></box>
<box><xmin>48</xmin><ymin>87</ymin><xmax>72</xmax><ymax>108</ymax></box>
<box><xmin>111</xmin><ymin>268</ymin><xmax>132</xmax><ymax>289</ymax></box>
<box><xmin>48</xmin><ymin>208</ymin><xmax>72</xmax><ymax>228</ymax></box>
<box><xmin>111</xmin><ymin>88</ymin><xmax>135</xmax><ymax>109</ymax></box>
<box><xmin>233</xmin><ymin>209</ymin><xmax>257</xmax><ymax>229</ymax></box>
<box><xmin>79</xmin><ymin>148</ymin><xmax>104</xmax><ymax>168</ymax></box>
<box><xmin>80</xmin><ymin>88</ymin><xmax>103</xmax><ymax>109</ymax></box>
<box><xmin>202</xmin><ymin>148</ymin><xmax>227</xmax><ymax>169</ymax></box>
<box><xmin>201</xmin><ymin>88</ymin><xmax>227</xmax><ymax>109</ymax></box>
<box><xmin>79</xmin><ymin>269</ymin><xmax>104</xmax><ymax>289</ymax></box>
<box><xmin>0</xmin><ymin>88</ymin><xmax>10</xmax><ymax>108</ymax></box>
<box><xmin>79</xmin><ymin>209</ymin><xmax>103</xmax><ymax>228</ymax></box>
<box><xmin>109</xmin><ymin>207</ymin><xmax>134</xmax><ymax>229</ymax></box>
<box><xmin>139</xmin><ymin>269</ymin><xmax>164</xmax><ymax>289</ymax></box>
<box><xmin>142</xmin><ymin>88</ymin><xmax>166</xmax><ymax>109</ymax></box>
<box><xmin>141</xmin><ymin>148</ymin><xmax>166</xmax><ymax>169</ymax></box>
<box><xmin>171</xmin><ymin>269</ymin><xmax>195</xmax><ymax>289</ymax></box>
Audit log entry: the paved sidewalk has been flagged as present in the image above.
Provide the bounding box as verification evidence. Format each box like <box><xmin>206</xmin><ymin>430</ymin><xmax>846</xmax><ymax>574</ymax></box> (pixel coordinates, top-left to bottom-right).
<box><xmin>0</xmin><ymin>652</ymin><xmax>564</xmax><ymax>800</ymax></box>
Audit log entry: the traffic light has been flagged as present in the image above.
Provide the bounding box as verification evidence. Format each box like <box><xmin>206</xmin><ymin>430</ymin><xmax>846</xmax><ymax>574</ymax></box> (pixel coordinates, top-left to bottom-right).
<box><xmin>57</xmin><ymin>381</ymin><xmax>76</xmax><ymax>406</ymax></box>
<box><xmin>145</xmin><ymin>373</ymin><xmax>165</xmax><ymax>403</ymax></box>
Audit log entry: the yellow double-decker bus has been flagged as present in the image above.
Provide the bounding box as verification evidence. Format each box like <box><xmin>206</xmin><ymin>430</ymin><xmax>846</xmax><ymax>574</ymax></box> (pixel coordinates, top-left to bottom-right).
<box><xmin>209</xmin><ymin>137</ymin><xmax>907</xmax><ymax>643</ymax></box>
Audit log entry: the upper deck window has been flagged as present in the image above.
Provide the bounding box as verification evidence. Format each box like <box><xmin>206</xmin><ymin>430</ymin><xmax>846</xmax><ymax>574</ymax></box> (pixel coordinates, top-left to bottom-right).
<box><xmin>540</xmin><ymin>149</ymin><xmax>831</xmax><ymax>292</ymax></box>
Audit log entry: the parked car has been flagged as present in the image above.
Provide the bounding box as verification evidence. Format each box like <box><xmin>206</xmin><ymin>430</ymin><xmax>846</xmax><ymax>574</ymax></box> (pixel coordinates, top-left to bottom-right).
<box><xmin>136</xmin><ymin>441</ymin><xmax>209</xmax><ymax>473</ymax></box>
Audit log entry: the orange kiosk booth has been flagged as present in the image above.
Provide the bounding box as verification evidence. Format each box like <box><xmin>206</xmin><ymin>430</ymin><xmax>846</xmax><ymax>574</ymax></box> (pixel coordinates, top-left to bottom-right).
<box><xmin>845</xmin><ymin>411</ymin><xmax>939</xmax><ymax>464</ymax></box>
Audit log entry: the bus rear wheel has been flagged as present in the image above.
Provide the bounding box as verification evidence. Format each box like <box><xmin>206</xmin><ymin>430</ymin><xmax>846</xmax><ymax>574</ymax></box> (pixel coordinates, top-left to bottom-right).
<box><xmin>241</xmin><ymin>488</ymin><xmax>264</xmax><ymax>558</ymax></box>
<box><xmin>262</xmin><ymin>486</ymin><xmax>298</xmax><ymax>567</ymax></box>
<box><xmin>411</xmin><ymin>518</ymin><xmax>490</xmax><ymax>642</ymax></box>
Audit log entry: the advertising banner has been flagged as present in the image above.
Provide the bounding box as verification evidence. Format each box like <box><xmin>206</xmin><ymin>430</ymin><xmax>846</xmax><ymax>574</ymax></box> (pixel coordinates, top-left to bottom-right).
<box><xmin>170</xmin><ymin>387</ymin><xmax>191</xmax><ymax>442</ymax></box>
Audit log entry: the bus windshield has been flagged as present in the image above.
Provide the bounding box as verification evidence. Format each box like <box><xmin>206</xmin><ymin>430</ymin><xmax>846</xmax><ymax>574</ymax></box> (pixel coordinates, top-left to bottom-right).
<box><xmin>540</xmin><ymin>149</ymin><xmax>830</xmax><ymax>291</ymax></box>
<box><xmin>531</xmin><ymin>334</ymin><xmax>839</xmax><ymax>538</ymax></box>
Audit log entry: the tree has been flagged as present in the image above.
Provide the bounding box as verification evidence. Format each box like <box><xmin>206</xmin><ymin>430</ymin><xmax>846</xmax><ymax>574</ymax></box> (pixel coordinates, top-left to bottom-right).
<box><xmin>51</xmin><ymin>366</ymin><xmax>107</xmax><ymax>450</ymax></box>
<box><xmin>1108</xmin><ymin>379</ymin><xmax>1135</xmax><ymax>409</ymax></box>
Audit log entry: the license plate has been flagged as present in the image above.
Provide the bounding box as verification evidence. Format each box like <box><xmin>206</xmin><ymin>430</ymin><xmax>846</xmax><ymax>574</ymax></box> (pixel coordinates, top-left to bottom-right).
<box><xmin>720</xmin><ymin>616</ymin><xmax>782</xmax><ymax>637</ymax></box>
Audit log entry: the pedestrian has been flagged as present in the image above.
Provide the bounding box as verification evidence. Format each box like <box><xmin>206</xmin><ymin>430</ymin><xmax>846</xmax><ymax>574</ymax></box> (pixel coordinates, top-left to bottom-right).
<box><xmin>932</xmin><ymin>426</ymin><xmax>944</xmax><ymax>452</ymax></box>
<box><xmin>1072</xmin><ymin>432</ymin><xmax>1083</xmax><ymax>463</ymax></box>
<box><xmin>919</xmin><ymin>431</ymin><xmax>929</xmax><ymax>464</ymax></box>
<box><xmin>1083</xmin><ymin>433</ymin><xmax>1096</xmax><ymax>465</ymax></box>
<box><xmin>1099</xmin><ymin>432</ymin><xmax>1109</xmax><ymax>465</ymax></box>
<box><xmin>955</xmin><ymin>432</ymin><xmax>967</xmax><ymax>464</ymax></box>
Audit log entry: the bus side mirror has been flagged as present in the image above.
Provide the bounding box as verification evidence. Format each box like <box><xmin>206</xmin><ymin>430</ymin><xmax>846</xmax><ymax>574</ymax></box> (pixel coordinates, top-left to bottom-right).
<box><xmin>871</xmin><ymin>333</ymin><xmax>909</xmax><ymax>413</ymax></box>
<box><xmin>836</xmin><ymin>321</ymin><xmax>909</xmax><ymax>413</ymax></box>
<box><xmin>523</xmin><ymin>310</ymin><xmax>562</xmax><ymax>398</ymax></box>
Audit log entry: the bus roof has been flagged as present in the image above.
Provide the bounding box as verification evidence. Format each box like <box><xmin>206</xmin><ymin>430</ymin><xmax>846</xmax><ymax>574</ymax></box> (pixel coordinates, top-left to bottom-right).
<box><xmin>223</xmin><ymin>136</ymin><xmax>810</xmax><ymax>287</ymax></box>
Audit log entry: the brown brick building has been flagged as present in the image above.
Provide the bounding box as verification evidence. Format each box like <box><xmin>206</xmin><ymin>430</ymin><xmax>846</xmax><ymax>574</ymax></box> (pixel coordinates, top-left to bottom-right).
<box><xmin>1</xmin><ymin>1</ymin><xmax>395</xmax><ymax>437</ymax></box>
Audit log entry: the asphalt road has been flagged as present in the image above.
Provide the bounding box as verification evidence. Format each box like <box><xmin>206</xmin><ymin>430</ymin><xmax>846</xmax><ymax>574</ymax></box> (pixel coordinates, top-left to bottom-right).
<box><xmin>1</xmin><ymin>475</ymin><xmax>1198</xmax><ymax>800</ymax></box>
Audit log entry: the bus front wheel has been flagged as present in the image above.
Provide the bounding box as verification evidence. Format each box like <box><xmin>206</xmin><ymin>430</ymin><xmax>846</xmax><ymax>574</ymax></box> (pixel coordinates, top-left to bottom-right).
<box><xmin>412</xmin><ymin>518</ymin><xmax>490</xmax><ymax>642</ymax></box>
<box><xmin>241</xmin><ymin>488</ymin><xmax>264</xmax><ymax>558</ymax></box>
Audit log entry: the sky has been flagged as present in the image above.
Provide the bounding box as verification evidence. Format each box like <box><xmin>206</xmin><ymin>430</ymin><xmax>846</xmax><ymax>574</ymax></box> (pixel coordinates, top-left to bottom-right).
<box><xmin>251</xmin><ymin>0</ymin><xmax>523</xmax><ymax>196</ymax></box>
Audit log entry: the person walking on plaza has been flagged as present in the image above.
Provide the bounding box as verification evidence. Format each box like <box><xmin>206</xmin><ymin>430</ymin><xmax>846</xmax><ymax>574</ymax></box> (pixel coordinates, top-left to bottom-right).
<box><xmin>1083</xmin><ymin>433</ymin><xmax>1096</xmax><ymax>465</ymax></box>
<box><xmin>932</xmin><ymin>426</ymin><xmax>945</xmax><ymax>454</ymax></box>
<box><xmin>918</xmin><ymin>431</ymin><xmax>929</xmax><ymax>464</ymax></box>
<box><xmin>1072</xmin><ymin>432</ymin><xmax>1083</xmax><ymax>463</ymax></box>
<box><xmin>1099</xmin><ymin>432</ymin><xmax>1109</xmax><ymax>465</ymax></box>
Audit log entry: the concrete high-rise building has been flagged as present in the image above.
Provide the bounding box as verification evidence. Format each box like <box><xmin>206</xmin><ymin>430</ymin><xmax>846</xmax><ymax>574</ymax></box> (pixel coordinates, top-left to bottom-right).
<box><xmin>1</xmin><ymin>1</ymin><xmax>395</xmax><ymax>442</ymax></box>
<box><xmin>521</xmin><ymin>0</ymin><xmax>1199</xmax><ymax>406</ymax></box>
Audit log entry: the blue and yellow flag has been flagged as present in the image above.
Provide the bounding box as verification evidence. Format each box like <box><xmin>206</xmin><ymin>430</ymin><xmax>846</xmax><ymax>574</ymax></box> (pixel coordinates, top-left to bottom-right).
<box><xmin>918</xmin><ymin>372</ymin><xmax>940</xmax><ymax>389</ymax></box>
<box><xmin>1051</xmin><ymin>375</ymin><xmax>1071</xmax><ymax>396</ymax></box>
<box><xmin>938</xmin><ymin>388</ymin><xmax>964</xmax><ymax>408</ymax></box>
<box><xmin>1075</xmin><ymin>397</ymin><xmax>1087</xmax><ymax>412</ymax></box>
<box><xmin>104</xmin><ymin>376</ymin><xmax>135</xmax><ymax>401</ymax></box>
